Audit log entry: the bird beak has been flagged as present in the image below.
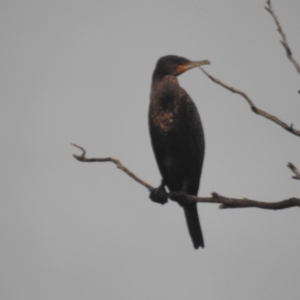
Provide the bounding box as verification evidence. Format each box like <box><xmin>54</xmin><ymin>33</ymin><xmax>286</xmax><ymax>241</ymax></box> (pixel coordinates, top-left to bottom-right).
<box><xmin>177</xmin><ymin>60</ymin><xmax>210</xmax><ymax>74</ymax></box>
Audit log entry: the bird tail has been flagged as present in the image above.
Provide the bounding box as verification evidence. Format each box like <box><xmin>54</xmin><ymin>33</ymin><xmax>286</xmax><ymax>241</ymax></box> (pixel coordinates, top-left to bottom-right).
<box><xmin>183</xmin><ymin>203</ymin><xmax>204</xmax><ymax>249</ymax></box>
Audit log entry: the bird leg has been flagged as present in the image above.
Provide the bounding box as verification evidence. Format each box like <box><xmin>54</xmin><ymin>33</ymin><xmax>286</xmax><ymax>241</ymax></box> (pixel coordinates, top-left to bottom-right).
<box><xmin>149</xmin><ymin>181</ymin><xmax>168</xmax><ymax>205</ymax></box>
<box><xmin>170</xmin><ymin>192</ymin><xmax>189</xmax><ymax>206</ymax></box>
<box><xmin>170</xmin><ymin>182</ymin><xmax>190</xmax><ymax>206</ymax></box>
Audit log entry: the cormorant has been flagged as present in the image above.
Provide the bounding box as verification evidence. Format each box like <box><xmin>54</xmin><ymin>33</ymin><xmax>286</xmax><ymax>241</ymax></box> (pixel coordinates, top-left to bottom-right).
<box><xmin>148</xmin><ymin>55</ymin><xmax>210</xmax><ymax>249</ymax></box>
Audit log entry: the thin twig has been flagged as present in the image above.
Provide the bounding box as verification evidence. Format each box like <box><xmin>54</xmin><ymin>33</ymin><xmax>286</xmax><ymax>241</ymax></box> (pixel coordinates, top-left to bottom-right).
<box><xmin>265</xmin><ymin>0</ymin><xmax>300</xmax><ymax>74</ymax></box>
<box><xmin>71</xmin><ymin>143</ymin><xmax>153</xmax><ymax>191</ymax></box>
<box><xmin>200</xmin><ymin>67</ymin><xmax>300</xmax><ymax>137</ymax></box>
<box><xmin>287</xmin><ymin>162</ymin><xmax>300</xmax><ymax>180</ymax></box>
<box><xmin>71</xmin><ymin>143</ymin><xmax>300</xmax><ymax>210</ymax></box>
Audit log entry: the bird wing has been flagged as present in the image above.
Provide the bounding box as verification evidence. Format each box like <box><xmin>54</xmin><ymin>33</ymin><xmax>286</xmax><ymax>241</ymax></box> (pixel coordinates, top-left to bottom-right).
<box><xmin>184</xmin><ymin>95</ymin><xmax>205</xmax><ymax>195</ymax></box>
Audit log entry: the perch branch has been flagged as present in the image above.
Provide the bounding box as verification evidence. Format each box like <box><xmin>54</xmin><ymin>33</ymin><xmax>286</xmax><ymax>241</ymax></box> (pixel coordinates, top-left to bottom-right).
<box><xmin>71</xmin><ymin>143</ymin><xmax>300</xmax><ymax>210</ymax></box>
<box><xmin>191</xmin><ymin>193</ymin><xmax>300</xmax><ymax>210</ymax></box>
<box><xmin>265</xmin><ymin>0</ymin><xmax>300</xmax><ymax>74</ymax></box>
<box><xmin>287</xmin><ymin>162</ymin><xmax>300</xmax><ymax>180</ymax></box>
<box><xmin>71</xmin><ymin>143</ymin><xmax>153</xmax><ymax>191</ymax></box>
<box><xmin>200</xmin><ymin>67</ymin><xmax>300</xmax><ymax>137</ymax></box>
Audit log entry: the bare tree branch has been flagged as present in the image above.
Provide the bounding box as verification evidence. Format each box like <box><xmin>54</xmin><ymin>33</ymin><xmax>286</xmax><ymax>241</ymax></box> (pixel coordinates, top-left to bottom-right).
<box><xmin>192</xmin><ymin>193</ymin><xmax>300</xmax><ymax>210</ymax></box>
<box><xmin>265</xmin><ymin>0</ymin><xmax>300</xmax><ymax>74</ymax></box>
<box><xmin>199</xmin><ymin>67</ymin><xmax>300</xmax><ymax>137</ymax></box>
<box><xmin>71</xmin><ymin>143</ymin><xmax>153</xmax><ymax>191</ymax></box>
<box><xmin>287</xmin><ymin>162</ymin><xmax>300</xmax><ymax>180</ymax></box>
<box><xmin>71</xmin><ymin>143</ymin><xmax>300</xmax><ymax>210</ymax></box>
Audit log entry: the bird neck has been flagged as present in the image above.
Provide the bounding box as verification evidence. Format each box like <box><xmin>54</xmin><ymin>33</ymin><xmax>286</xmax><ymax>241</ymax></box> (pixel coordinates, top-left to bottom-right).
<box><xmin>151</xmin><ymin>76</ymin><xmax>180</xmax><ymax>108</ymax></box>
<box><xmin>152</xmin><ymin>74</ymin><xmax>178</xmax><ymax>85</ymax></box>
<box><xmin>150</xmin><ymin>76</ymin><xmax>187</xmax><ymax>133</ymax></box>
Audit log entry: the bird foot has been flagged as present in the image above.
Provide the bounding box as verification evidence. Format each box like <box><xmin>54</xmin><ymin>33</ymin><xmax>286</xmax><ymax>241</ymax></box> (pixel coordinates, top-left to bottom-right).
<box><xmin>170</xmin><ymin>192</ymin><xmax>189</xmax><ymax>206</ymax></box>
<box><xmin>149</xmin><ymin>185</ymin><xmax>168</xmax><ymax>205</ymax></box>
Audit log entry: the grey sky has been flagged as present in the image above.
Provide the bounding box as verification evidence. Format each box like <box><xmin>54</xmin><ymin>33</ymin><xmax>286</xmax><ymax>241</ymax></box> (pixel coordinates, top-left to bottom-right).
<box><xmin>1</xmin><ymin>1</ymin><xmax>300</xmax><ymax>299</ymax></box>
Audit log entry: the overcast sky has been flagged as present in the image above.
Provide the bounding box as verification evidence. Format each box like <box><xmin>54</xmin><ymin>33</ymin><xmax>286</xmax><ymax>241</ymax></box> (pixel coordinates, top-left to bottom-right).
<box><xmin>1</xmin><ymin>1</ymin><xmax>300</xmax><ymax>299</ymax></box>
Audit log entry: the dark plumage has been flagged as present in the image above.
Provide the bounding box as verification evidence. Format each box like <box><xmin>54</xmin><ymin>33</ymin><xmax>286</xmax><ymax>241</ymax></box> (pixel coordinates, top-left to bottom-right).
<box><xmin>148</xmin><ymin>55</ymin><xmax>209</xmax><ymax>249</ymax></box>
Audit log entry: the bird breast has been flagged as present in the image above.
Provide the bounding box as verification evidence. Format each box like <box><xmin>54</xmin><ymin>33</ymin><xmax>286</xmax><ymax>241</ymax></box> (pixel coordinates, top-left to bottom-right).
<box><xmin>150</xmin><ymin>109</ymin><xmax>175</xmax><ymax>133</ymax></box>
<box><xmin>150</xmin><ymin>76</ymin><xmax>182</xmax><ymax>133</ymax></box>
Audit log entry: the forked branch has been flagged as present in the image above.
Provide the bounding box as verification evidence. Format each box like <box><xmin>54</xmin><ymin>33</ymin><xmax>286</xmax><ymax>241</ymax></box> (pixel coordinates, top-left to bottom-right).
<box><xmin>265</xmin><ymin>0</ymin><xmax>300</xmax><ymax>74</ymax></box>
<box><xmin>71</xmin><ymin>143</ymin><xmax>153</xmax><ymax>191</ymax></box>
<box><xmin>71</xmin><ymin>143</ymin><xmax>300</xmax><ymax>210</ymax></box>
<box><xmin>199</xmin><ymin>1</ymin><xmax>300</xmax><ymax>137</ymax></box>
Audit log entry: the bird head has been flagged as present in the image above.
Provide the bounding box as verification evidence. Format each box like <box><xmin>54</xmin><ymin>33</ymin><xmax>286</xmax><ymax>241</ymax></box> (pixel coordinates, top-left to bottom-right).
<box><xmin>152</xmin><ymin>55</ymin><xmax>210</xmax><ymax>80</ymax></box>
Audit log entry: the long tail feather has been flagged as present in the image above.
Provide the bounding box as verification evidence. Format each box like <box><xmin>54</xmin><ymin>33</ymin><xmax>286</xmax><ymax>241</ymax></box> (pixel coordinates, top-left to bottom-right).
<box><xmin>183</xmin><ymin>203</ymin><xmax>204</xmax><ymax>249</ymax></box>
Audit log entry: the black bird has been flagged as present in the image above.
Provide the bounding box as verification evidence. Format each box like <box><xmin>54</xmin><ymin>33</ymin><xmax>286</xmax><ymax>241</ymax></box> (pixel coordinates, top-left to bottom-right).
<box><xmin>149</xmin><ymin>55</ymin><xmax>209</xmax><ymax>249</ymax></box>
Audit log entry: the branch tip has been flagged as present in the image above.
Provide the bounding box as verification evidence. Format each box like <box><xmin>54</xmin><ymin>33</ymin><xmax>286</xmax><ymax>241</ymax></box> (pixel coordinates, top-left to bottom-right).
<box><xmin>287</xmin><ymin>162</ymin><xmax>300</xmax><ymax>180</ymax></box>
<box><xmin>71</xmin><ymin>142</ymin><xmax>86</xmax><ymax>160</ymax></box>
<box><xmin>266</xmin><ymin>0</ymin><xmax>300</xmax><ymax>74</ymax></box>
